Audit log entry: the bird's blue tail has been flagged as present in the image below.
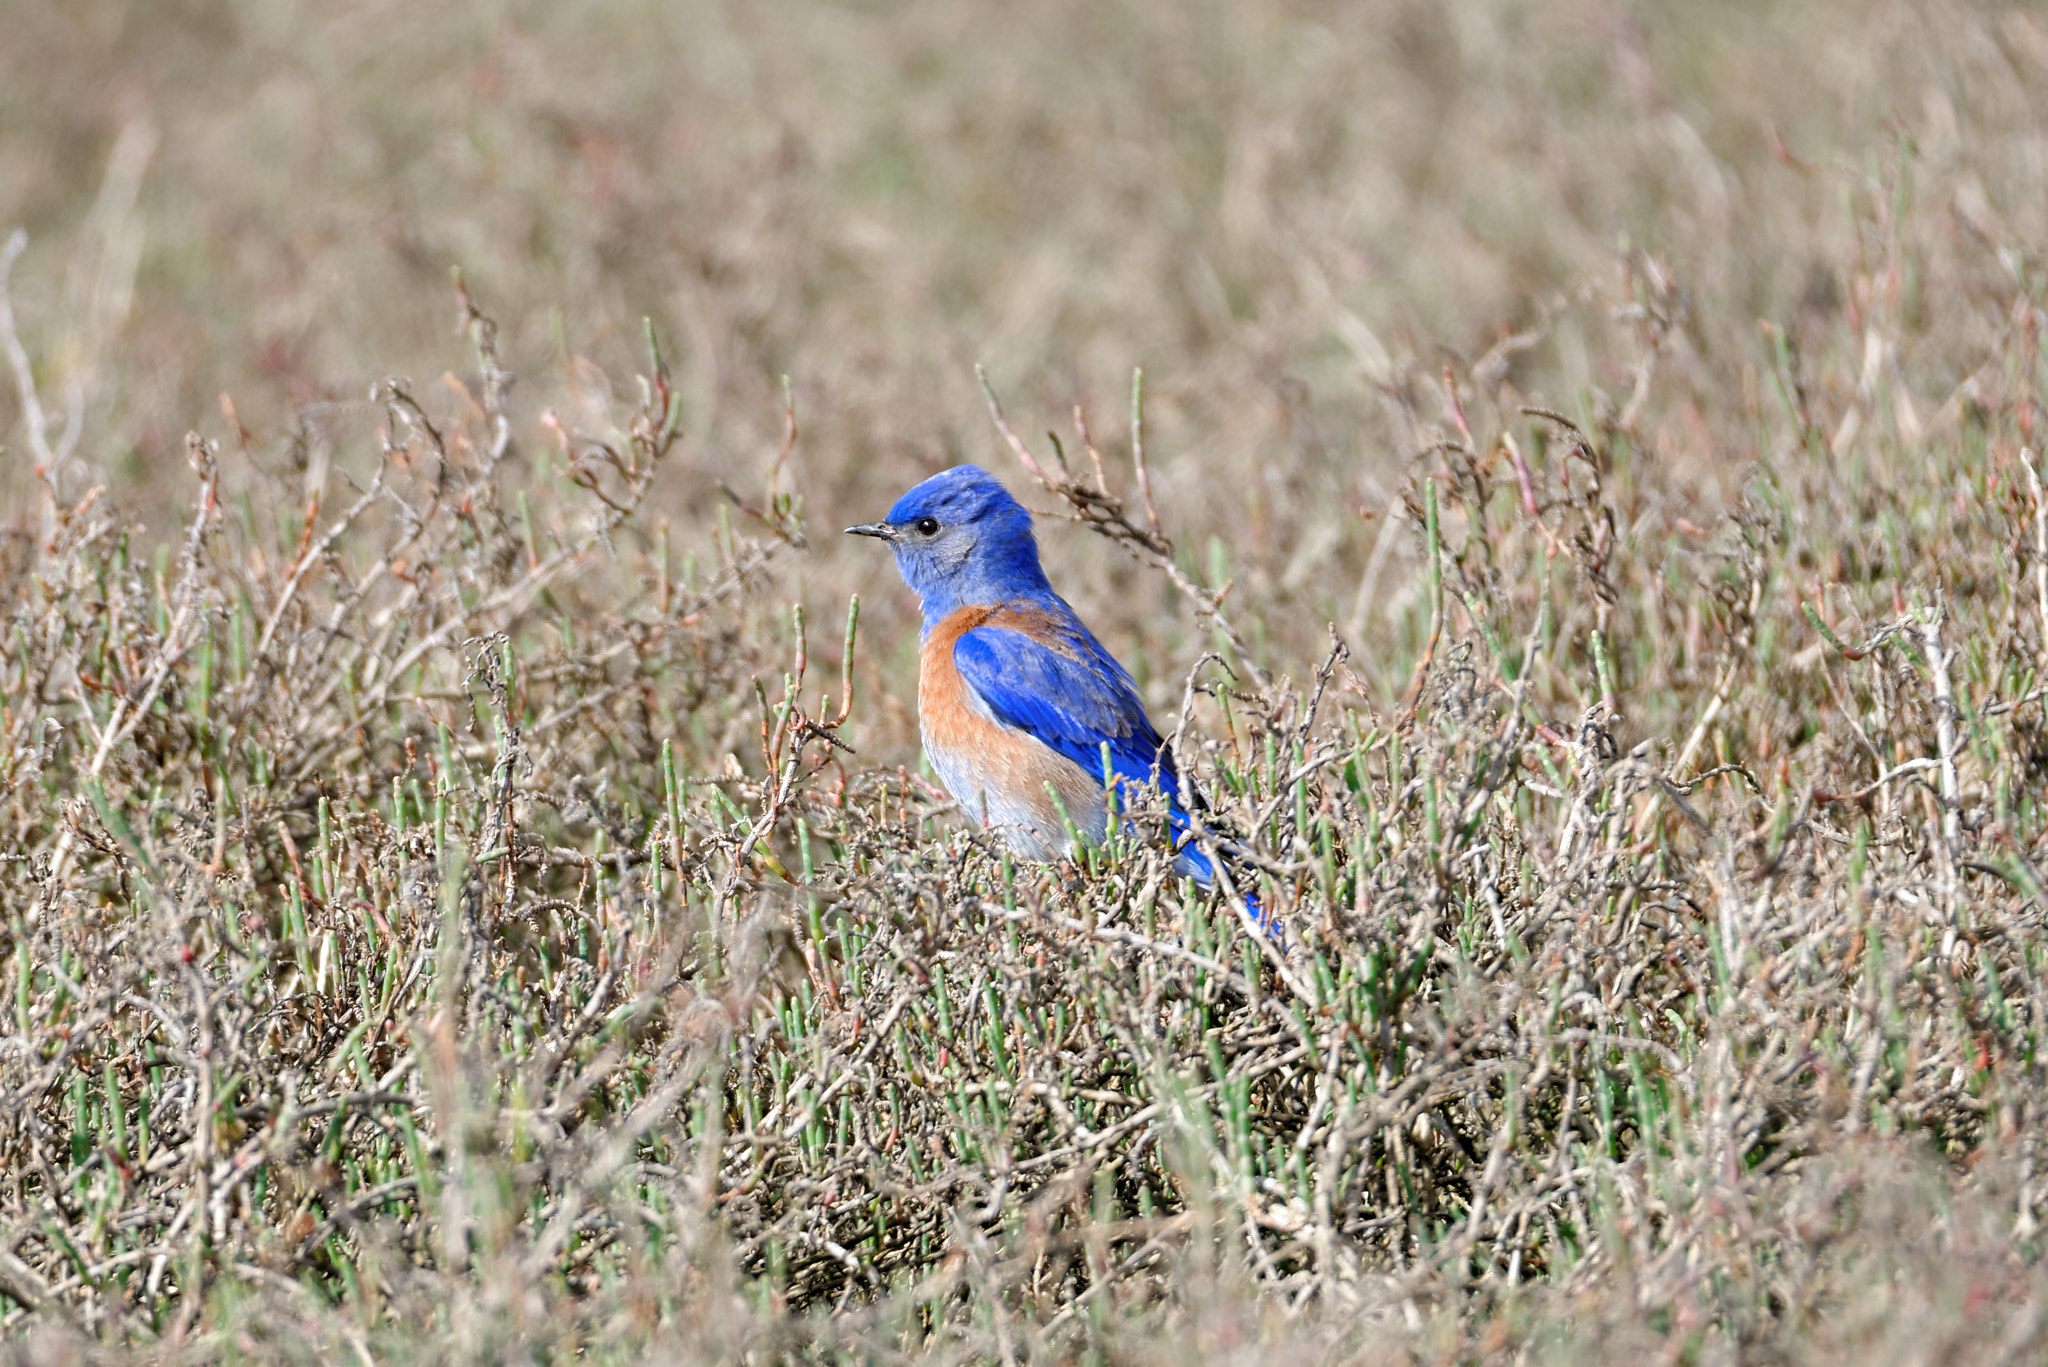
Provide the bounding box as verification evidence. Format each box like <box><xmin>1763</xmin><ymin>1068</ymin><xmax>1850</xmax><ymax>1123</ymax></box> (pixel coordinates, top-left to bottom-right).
<box><xmin>1168</xmin><ymin>820</ymin><xmax>1272</xmax><ymax>935</ymax></box>
<box><xmin>1100</xmin><ymin>756</ymin><xmax>1270</xmax><ymax>935</ymax></box>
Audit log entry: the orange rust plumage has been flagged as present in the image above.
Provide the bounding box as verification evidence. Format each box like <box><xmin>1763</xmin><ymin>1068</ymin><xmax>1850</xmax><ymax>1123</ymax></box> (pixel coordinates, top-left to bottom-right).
<box><xmin>919</xmin><ymin>604</ymin><xmax>1107</xmax><ymax>858</ymax></box>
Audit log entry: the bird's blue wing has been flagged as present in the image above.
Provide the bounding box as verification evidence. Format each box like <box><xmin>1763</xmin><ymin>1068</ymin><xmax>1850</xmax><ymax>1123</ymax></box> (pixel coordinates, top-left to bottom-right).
<box><xmin>951</xmin><ymin>613</ymin><xmax>1181</xmax><ymax>800</ymax></box>
<box><xmin>955</xmin><ymin>607</ymin><xmax>1267</xmax><ymax>927</ymax></box>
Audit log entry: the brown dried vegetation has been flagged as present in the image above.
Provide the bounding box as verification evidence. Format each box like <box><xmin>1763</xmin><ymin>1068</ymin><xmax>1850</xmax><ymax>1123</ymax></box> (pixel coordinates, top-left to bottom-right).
<box><xmin>1</xmin><ymin>3</ymin><xmax>2047</xmax><ymax>1363</ymax></box>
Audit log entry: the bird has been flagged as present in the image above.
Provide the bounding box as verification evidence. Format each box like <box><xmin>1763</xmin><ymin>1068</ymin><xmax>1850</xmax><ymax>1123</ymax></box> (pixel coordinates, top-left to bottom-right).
<box><xmin>847</xmin><ymin>463</ymin><xmax>1247</xmax><ymax>902</ymax></box>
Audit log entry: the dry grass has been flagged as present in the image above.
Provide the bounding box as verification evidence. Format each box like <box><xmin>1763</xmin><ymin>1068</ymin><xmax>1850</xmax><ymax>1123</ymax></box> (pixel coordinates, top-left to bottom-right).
<box><xmin>2</xmin><ymin>1</ymin><xmax>2048</xmax><ymax>1362</ymax></box>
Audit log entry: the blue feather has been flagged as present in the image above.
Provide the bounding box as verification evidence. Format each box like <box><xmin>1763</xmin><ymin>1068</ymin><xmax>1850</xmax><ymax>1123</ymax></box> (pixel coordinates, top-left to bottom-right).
<box><xmin>951</xmin><ymin>615</ymin><xmax>1266</xmax><ymax>921</ymax></box>
<box><xmin>851</xmin><ymin>463</ymin><xmax>1268</xmax><ymax>931</ymax></box>
<box><xmin>953</xmin><ymin>618</ymin><xmax>1172</xmax><ymax>796</ymax></box>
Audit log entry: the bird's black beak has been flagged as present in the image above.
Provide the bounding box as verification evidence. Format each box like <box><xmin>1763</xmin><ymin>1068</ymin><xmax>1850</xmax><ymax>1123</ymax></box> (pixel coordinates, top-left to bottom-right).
<box><xmin>844</xmin><ymin>522</ymin><xmax>898</xmax><ymax>541</ymax></box>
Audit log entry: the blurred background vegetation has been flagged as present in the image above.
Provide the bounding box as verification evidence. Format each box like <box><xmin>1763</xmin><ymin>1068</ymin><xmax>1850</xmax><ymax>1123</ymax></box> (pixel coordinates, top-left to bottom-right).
<box><xmin>6</xmin><ymin>0</ymin><xmax>2043</xmax><ymax>751</ymax></box>
<box><xmin>4</xmin><ymin>3</ymin><xmax>2048</xmax><ymax>1362</ymax></box>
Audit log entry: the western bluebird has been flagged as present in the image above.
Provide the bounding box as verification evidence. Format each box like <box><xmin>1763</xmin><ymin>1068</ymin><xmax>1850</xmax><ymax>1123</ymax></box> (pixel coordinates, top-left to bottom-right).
<box><xmin>848</xmin><ymin>464</ymin><xmax>1233</xmax><ymax>893</ymax></box>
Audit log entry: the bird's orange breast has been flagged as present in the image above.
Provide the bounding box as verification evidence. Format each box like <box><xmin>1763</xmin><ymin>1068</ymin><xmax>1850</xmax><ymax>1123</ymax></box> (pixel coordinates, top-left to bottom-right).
<box><xmin>918</xmin><ymin>604</ymin><xmax>1107</xmax><ymax>857</ymax></box>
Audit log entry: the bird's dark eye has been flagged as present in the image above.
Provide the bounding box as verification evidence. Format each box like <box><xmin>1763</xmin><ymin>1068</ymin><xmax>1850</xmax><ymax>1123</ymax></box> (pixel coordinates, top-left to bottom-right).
<box><xmin>913</xmin><ymin>517</ymin><xmax>940</xmax><ymax>537</ymax></box>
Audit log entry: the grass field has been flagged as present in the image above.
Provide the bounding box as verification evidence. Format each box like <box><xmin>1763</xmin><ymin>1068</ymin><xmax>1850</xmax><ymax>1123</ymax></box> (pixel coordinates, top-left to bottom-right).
<box><xmin>3</xmin><ymin>1</ymin><xmax>2048</xmax><ymax>1362</ymax></box>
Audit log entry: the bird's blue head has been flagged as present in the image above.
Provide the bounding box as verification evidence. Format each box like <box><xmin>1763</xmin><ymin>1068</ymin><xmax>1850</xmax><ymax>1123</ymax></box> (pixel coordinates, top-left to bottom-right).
<box><xmin>847</xmin><ymin>464</ymin><xmax>1053</xmax><ymax>625</ymax></box>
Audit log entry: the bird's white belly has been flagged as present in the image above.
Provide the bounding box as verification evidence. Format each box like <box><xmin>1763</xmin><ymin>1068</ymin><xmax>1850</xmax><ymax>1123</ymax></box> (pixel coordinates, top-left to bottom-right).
<box><xmin>923</xmin><ymin>721</ymin><xmax>1109</xmax><ymax>861</ymax></box>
